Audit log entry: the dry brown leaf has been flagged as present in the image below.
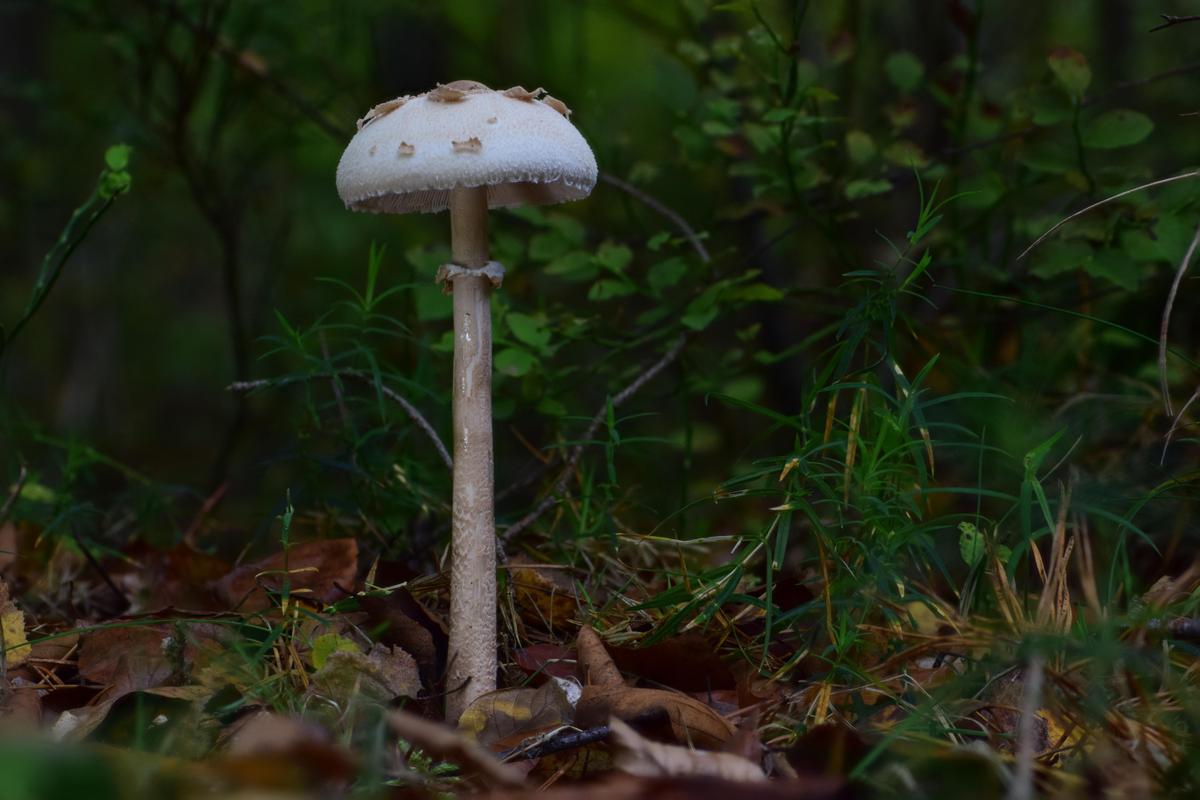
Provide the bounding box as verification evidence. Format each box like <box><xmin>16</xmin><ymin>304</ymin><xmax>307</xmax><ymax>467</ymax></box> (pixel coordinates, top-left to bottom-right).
<box><xmin>609</xmin><ymin>633</ymin><xmax>735</xmax><ymax>693</ymax></box>
<box><xmin>78</xmin><ymin>624</ymin><xmax>177</xmax><ymax>691</ymax></box>
<box><xmin>609</xmin><ymin>717</ymin><xmax>766</xmax><ymax>782</ymax></box>
<box><xmin>513</xmin><ymin>562</ymin><xmax>579</xmax><ymax>631</ymax></box>
<box><xmin>213</xmin><ymin>538</ymin><xmax>358</xmax><ymax>612</ymax></box>
<box><xmin>216</xmin><ymin>710</ymin><xmax>358</xmax><ymax>791</ymax></box>
<box><xmin>458</xmin><ymin>680</ymin><xmax>575</xmax><ymax>750</ymax></box>
<box><xmin>388</xmin><ymin>708</ymin><xmax>528</xmax><ymax>789</ymax></box>
<box><xmin>576</xmin><ymin>685</ymin><xmax>735</xmax><ymax>749</ymax></box>
<box><xmin>308</xmin><ymin>643</ymin><xmax>420</xmax><ymax>705</ymax></box>
<box><xmin>576</xmin><ymin>627</ymin><xmax>624</xmax><ymax>687</ymax></box>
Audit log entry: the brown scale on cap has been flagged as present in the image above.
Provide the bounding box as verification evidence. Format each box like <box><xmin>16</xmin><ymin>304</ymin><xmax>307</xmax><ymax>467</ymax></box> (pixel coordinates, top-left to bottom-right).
<box><xmin>396</xmin><ymin>142</ymin><xmax>415</xmax><ymax>157</ymax></box>
<box><xmin>451</xmin><ymin>137</ymin><xmax>483</xmax><ymax>153</ymax></box>
<box><xmin>357</xmin><ymin>96</ymin><xmax>411</xmax><ymax>130</ymax></box>
<box><xmin>542</xmin><ymin>94</ymin><xmax>571</xmax><ymax>117</ymax></box>
<box><xmin>502</xmin><ymin>85</ymin><xmax>546</xmax><ymax>102</ymax></box>
<box><xmin>428</xmin><ymin>80</ymin><xmax>491</xmax><ymax>103</ymax></box>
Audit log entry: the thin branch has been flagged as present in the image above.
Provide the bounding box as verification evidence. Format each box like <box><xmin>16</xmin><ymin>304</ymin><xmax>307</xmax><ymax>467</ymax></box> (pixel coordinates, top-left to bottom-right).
<box><xmin>1016</xmin><ymin>171</ymin><xmax>1200</xmax><ymax>261</ymax></box>
<box><xmin>1150</xmin><ymin>14</ymin><xmax>1200</xmax><ymax>33</ymax></box>
<box><xmin>1161</xmin><ymin>383</ymin><xmax>1200</xmax><ymax>464</ymax></box>
<box><xmin>502</xmin><ymin>333</ymin><xmax>688</xmax><ymax>543</ymax></box>
<box><xmin>600</xmin><ymin>172</ymin><xmax>710</xmax><ymax>263</ymax></box>
<box><xmin>0</xmin><ymin>465</ymin><xmax>28</xmax><ymax>527</ymax></box>
<box><xmin>1160</xmin><ymin>220</ymin><xmax>1200</xmax><ymax>416</ymax></box>
<box><xmin>229</xmin><ymin>370</ymin><xmax>452</xmax><ymax>470</ymax></box>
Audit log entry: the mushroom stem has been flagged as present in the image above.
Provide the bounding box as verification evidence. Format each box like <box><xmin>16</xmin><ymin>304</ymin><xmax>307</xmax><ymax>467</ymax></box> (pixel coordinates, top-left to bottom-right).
<box><xmin>445</xmin><ymin>186</ymin><xmax>497</xmax><ymax>722</ymax></box>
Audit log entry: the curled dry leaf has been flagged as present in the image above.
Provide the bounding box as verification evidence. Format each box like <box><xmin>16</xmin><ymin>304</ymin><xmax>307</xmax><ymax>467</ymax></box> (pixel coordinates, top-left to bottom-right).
<box><xmin>576</xmin><ymin>626</ymin><xmax>624</xmax><ymax>687</ymax></box>
<box><xmin>458</xmin><ymin>680</ymin><xmax>576</xmax><ymax>750</ymax></box>
<box><xmin>576</xmin><ymin>685</ymin><xmax>735</xmax><ymax>750</ymax></box>
<box><xmin>516</xmin><ymin>642</ymin><xmax>577</xmax><ymax>680</ymax></box>
<box><xmin>213</xmin><ymin>538</ymin><xmax>358</xmax><ymax>612</ymax></box>
<box><xmin>609</xmin><ymin>717</ymin><xmax>766</xmax><ymax>782</ymax></box>
<box><xmin>609</xmin><ymin>632</ymin><xmax>735</xmax><ymax>693</ymax></box>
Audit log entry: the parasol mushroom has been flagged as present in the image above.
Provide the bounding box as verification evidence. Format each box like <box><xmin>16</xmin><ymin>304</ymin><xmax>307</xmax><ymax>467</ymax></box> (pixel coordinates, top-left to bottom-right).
<box><xmin>336</xmin><ymin>80</ymin><xmax>597</xmax><ymax>720</ymax></box>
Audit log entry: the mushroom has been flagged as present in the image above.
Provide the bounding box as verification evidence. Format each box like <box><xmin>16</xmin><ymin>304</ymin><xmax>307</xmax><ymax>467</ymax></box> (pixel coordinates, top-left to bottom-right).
<box><xmin>336</xmin><ymin>80</ymin><xmax>597</xmax><ymax>721</ymax></box>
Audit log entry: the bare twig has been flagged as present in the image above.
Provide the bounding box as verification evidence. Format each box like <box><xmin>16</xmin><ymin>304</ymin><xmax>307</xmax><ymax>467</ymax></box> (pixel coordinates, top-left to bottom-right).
<box><xmin>1017</xmin><ymin>171</ymin><xmax>1200</xmax><ymax>261</ymax></box>
<box><xmin>229</xmin><ymin>371</ymin><xmax>452</xmax><ymax>469</ymax></box>
<box><xmin>600</xmin><ymin>172</ymin><xmax>710</xmax><ymax>263</ymax></box>
<box><xmin>0</xmin><ymin>465</ymin><xmax>28</xmax><ymax>528</ymax></box>
<box><xmin>502</xmin><ymin>333</ymin><xmax>688</xmax><ymax>543</ymax></box>
<box><xmin>1159</xmin><ymin>219</ymin><xmax>1200</xmax><ymax>416</ymax></box>
<box><xmin>1150</xmin><ymin>14</ymin><xmax>1200</xmax><ymax>33</ymax></box>
<box><xmin>1007</xmin><ymin>655</ymin><xmax>1044</xmax><ymax>800</ymax></box>
<box><xmin>1162</xmin><ymin>383</ymin><xmax>1200</xmax><ymax>464</ymax></box>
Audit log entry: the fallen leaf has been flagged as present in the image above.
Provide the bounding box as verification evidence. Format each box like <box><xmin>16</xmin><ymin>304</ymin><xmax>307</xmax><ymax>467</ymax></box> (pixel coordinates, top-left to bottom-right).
<box><xmin>308</xmin><ymin>643</ymin><xmax>420</xmax><ymax>705</ymax></box>
<box><xmin>389</xmin><ymin>709</ymin><xmax>528</xmax><ymax>789</ymax></box>
<box><xmin>511</xmin><ymin>561</ymin><xmax>579</xmax><ymax>631</ymax></box>
<box><xmin>609</xmin><ymin>717</ymin><xmax>766</xmax><ymax>781</ymax></box>
<box><xmin>458</xmin><ymin>680</ymin><xmax>576</xmax><ymax>750</ymax></box>
<box><xmin>609</xmin><ymin>633</ymin><xmax>735</xmax><ymax>692</ymax></box>
<box><xmin>358</xmin><ymin>585</ymin><xmax>447</xmax><ymax>687</ymax></box>
<box><xmin>217</xmin><ymin>710</ymin><xmax>358</xmax><ymax>791</ymax></box>
<box><xmin>516</xmin><ymin>643</ymin><xmax>577</xmax><ymax>680</ymax></box>
<box><xmin>213</xmin><ymin>538</ymin><xmax>358</xmax><ymax>612</ymax></box>
<box><xmin>576</xmin><ymin>627</ymin><xmax>624</xmax><ymax>687</ymax></box>
<box><xmin>576</xmin><ymin>685</ymin><xmax>735</xmax><ymax>749</ymax></box>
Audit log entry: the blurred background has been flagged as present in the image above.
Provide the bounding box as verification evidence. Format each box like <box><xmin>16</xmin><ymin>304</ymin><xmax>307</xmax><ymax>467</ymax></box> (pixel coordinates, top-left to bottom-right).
<box><xmin>1</xmin><ymin>0</ymin><xmax>1198</xmax><ymax>584</ymax></box>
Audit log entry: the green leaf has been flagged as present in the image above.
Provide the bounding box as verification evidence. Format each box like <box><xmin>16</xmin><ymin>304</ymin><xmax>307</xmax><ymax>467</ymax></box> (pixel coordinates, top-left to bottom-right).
<box><xmin>544</xmin><ymin>251</ymin><xmax>596</xmax><ymax>282</ymax></box>
<box><xmin>1021</xmin><ymin>85</ymin><xmax>1073</xmax><ymax>126</ymax></box>
<box><xmin>587</xmin><ymin>279</ymin><xmax>635</xmax><ymax>301</ymax></box>
<box><xmin>1031</xmin><ymin>239</ymin><xmax>1091</xmax><ymax>279</ymax></box>
<box><xmin>98</xmin><ymin>170</ymin><xmax>132</xmax><ymax>199</ymax></box>
<box><xmin>845</xmin><ymin>130</ymin><xmax>876</xmax><ymax>164</ymax></box>
<box><xmin>648</xmin><ymin>257</ymin><xmax>688</xmax><ymax>292</ymax></box>
<box><xmin>104</xmin><ymin>143</ymin><xmax>132</xmax><ymax>171</ymax></box>
<box><xmin>844</xmin><ymin>178</ymin><xmax>892</xmax><ymax>200</ymax></box>
<box><xmin>595</xmin><ymin>241</ymin><xmax>633</xmax><ymax>273</ymax></box>
<box><xmin>1084</xmin><ymin>248</ymin><xmax>1139</xmax><ymax>290</ymax></box>
<box><xmin>884</xmin><ymin>51</ymin><xmax>924</xmax><ymax>93</ymax></box>
<box><xmin>507</xmin><ymin>312</ymin><xmax>551</xmax><ymax>350</ymax></box>
<box><xmin>1047</xmin><ymin>47</ymin><xmax>1091</xmax><ymax>98</ymax></box>
<box><xmin>958</xmin><ymin>522</ymin><xmax>985</xmax><ymax>566</ymax></box>
<box><xmin>882</xmin><ymin>140</ymin><xmax>928</xmax><ymax>168</ymax></box>
<box><xmin>728</xmin><ymin>282</ymin><xmax>783</xmax><ymax>302</ymax></box>
<box><xmin>647</xmin><ymin>231</ymin><xmax>671</xmax><ymax>251</ymax></box>
<box><xmin>311</xmin><ymin>634</ymin><xmax>359</xmax><ymax>670</ymax></box>
<box><xmin>1081</xmin><ymin>109</ymin><xmax>1154</xmax><ymax>149</ymax></box>
<box><xmin>495</xmin><ymin>347</ymin><xmax>536</xmax><ymax>377</ymax></box>
<box><xmin>529</xmin><ymin>232</ymin><xmax>571</xmax><ymax>261</ymax></box>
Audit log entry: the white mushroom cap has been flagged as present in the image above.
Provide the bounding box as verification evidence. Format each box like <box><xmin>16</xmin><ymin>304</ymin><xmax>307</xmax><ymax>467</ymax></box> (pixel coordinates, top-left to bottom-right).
<box><xmin>336</xmin><ymin>81</ymin><xmax>598</xmax><ymax>214</ymax></box>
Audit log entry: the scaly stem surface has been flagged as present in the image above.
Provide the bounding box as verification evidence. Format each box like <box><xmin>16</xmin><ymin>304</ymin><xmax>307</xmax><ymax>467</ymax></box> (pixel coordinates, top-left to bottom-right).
<box><xmin>445</xmin><ymin>186</ymin><xmax>496</xmax><ymax>721</ymax></box>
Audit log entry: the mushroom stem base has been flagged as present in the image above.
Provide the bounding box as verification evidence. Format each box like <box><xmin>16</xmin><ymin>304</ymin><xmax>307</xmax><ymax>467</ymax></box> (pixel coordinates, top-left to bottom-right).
<box><xmin>446</xmin><ymin>269</ymin><xmax>497</xmax><ymax>722</ymax></box>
